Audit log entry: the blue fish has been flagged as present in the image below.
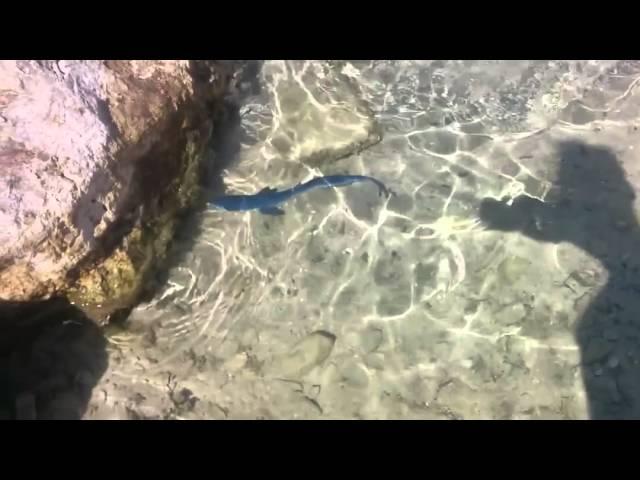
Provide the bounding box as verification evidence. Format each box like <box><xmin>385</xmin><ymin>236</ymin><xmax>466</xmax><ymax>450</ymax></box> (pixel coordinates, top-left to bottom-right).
<box><xmin>209</xmin><ymin>174</ymin><xmax>393</xmax><ymax>215</ymax></box>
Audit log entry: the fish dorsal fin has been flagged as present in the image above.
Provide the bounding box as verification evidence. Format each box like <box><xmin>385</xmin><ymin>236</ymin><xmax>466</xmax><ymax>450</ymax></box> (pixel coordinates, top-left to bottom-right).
<box><xmin>259</xmin><ymin>186</ymin><xmax>276</xmax><ymax>194</ymax></box>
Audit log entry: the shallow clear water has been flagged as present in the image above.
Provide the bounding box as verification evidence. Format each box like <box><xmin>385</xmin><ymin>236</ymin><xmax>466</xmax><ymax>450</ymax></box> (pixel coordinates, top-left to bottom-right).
<box><xmin>94</xmin><ymin>60</ymin><xmax>640</xmax><ymax>419</ymax></box>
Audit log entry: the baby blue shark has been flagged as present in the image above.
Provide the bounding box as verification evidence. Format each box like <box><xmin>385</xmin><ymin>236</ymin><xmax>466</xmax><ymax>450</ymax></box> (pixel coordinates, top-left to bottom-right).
<box><xmin>209</xmin><ymin>174</ymin><xmax>393</xmax><ymax>215</ymax></box>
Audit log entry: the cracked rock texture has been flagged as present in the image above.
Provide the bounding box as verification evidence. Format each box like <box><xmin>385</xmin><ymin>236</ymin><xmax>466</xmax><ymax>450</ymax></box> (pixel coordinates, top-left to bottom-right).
<box><xmin>0</xmin><ymin>60</ymin><xmax>230</xmax><ymax>322</ymax></box>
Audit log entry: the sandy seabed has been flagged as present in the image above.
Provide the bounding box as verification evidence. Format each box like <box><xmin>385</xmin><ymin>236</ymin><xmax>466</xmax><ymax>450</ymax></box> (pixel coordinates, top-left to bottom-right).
<box><xmin>86</xmin><ymin>60</ymin><xmax>640</xmax><ymax>420</ymax></box>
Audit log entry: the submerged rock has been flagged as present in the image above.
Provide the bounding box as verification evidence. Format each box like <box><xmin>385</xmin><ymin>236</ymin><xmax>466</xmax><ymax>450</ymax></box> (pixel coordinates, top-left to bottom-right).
<box><xmin>257</xmin><ymin>61</ymin><xmax>382</xmax><ymax>166</ymax></box>
<box><xmin>340</xmin><ymin>361</ymin><xmax>370</xmax><ymax>388</ymax></box>
<box><xmin>497</xmin><ymin>255</ymin><xmax>532</xmax><ymax>284</ymax></box>
<box><xmin>264</xmin><ymin>330</ymin><xmax>336</xmax><ymax>379</ymax></box>
<box><xmin>0</xmin><ymin>60</ymin><xmax>231</xmax><ymax>322</ymax></box>
<box><xmin>360</xmin><ymin>326</ymin><xmax>383</xmax><ymax>354</ymax></box>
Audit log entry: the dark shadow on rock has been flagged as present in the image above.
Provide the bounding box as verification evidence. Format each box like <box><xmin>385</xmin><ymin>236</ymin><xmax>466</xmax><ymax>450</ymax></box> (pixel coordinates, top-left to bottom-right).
<box><xmin>479</xmin><ymin>141</ymin><xmax>640</xmax><ymax>419</ymax></box>
<box><xmin>200</xmin><ymin>60</ymin><xmax>265</xmax><ymax>195</ymax></box>
<box><xmin>131</xmin><ymin>61</ymin><xmax>264</xmax><ymax>308</ymax></box>
<box><xmin>0</xmin><ymin>298</ymin><xmax>108</xmax><ymax>419</ymax></box>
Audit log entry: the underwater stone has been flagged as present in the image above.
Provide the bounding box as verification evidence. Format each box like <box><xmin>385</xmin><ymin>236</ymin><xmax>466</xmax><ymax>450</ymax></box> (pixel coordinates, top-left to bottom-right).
<box><xmin>559</xmin><ymin>100</ymin><xmax>599</xmax><ymax>125</ymax></box>
<box><xmin>497</xmin><ymin>255</ymin><xmax>532</xmax><ymax>284</ymax></box>
<box><xmin>41</xmin><ymin>391</ymin><xmax>85</xmax><ymax>420</ymax></box>
<box><xmin>264</xmin><ymin>330</ymin><xmax>336</xmax><ymax>379</ymax></box>
<box><xmin>570</xmin><ymin>268</ymin><xmax>603</xmax><ymax>288</ymax></box>
<box><xmin>409</xmin><ymin>130</ymin><xmax>458</xmax><ymax>155</ymax></box>
<box><xmin>493</xmin><ymin>303</ymin><xmax>528</xmax><ymax>327</ymax></box>
<box><xmin>340</xmin><ymin>361</ymin><xmax>370</xmax><ymax>388</ymax></box>
<box><xmin>239</xmin><ymin>328</ymin><xmax>260</xmax><ymax>349</ymax></box>
<box><xmin>258</xmin><ymin>61</ymin><xmax>382</xmax><ymax>166</ymax></box>
<box><xmin>364</xmin><ymin>353</ymin><xmax>385</xmax><ymax>370</ymax></box>
<box><xmin>373</xmin><ymin>255</ymin><xmax>406</xmax><ymax>287</ymax></box>
<box><xmin>360</xmin><ymin>326</ymin><xmax>383</xmax><ymax>354</ymax></box>
<box><xmin>387</xmin><ymin>193</ymin><xmax>414</xmax><ymax>214</ymax></box>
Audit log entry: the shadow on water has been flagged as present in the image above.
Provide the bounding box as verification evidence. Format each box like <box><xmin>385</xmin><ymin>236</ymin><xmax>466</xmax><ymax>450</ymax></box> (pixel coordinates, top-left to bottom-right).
<box><xmin>0</xmin><ymin>298</ymin><xmax>108</xmax><ymax>419</ymax></box>
<box><xmin>479</xmin><ymin>140</ymin><xmax>640</xmax><ymax>419</ymax></box>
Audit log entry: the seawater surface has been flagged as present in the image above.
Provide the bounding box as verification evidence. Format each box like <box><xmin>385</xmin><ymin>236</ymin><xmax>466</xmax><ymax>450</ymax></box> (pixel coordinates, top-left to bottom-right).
<box><xmin>91</xmin><ymin>60</ymin><xmax>640</xmax><ymax>420</ymax></box>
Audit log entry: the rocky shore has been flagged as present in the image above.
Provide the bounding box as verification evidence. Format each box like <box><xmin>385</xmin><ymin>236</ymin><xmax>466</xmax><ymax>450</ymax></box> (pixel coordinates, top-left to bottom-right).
<box><xmin>0</xmin><ymin>60</ymin><xmax>233</xmax><ymax>418</ymax></box>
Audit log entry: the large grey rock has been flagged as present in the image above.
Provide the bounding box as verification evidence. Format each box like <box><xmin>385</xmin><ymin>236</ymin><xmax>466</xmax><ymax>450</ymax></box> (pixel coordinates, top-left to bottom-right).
<box><xmin>0</xmin><ymin>60</ymin><xmax>230</xmax><ymax>322</ymax></box>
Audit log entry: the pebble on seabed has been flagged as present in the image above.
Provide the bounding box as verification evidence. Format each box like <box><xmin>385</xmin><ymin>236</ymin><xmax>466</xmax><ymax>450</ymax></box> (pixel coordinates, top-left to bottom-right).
<box><xmin>360</xmin><ymin>326</ymin><xmax>383</xmax><ymax>354</ymax></box>
<box><xmin>265</xmin><ymin>330</ymin><xmax>336</xmax><ymax>378</ymax></box>
<box><xmin>239</xmin><ymin>328</ymin><xmax>259</xmax><ymax>348</ymax></box>
<box><xmin>364</xmin><ymin>353</ymin><xmax>385</xmax><ymax>370</ymax></box>
<box><xmin>340</xmin><ymin>361</ymin><xmax>370</xmax><ymax>389</ymax></box>
<box><xmin>607</xmin><ymin>355</ymin><xmax>620</xmax><ymax>369</ymax></box>
<box><xmin>497</xmin><ymin>255</ymin><xmax>532</xmax><ymax>284</ymax></box>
